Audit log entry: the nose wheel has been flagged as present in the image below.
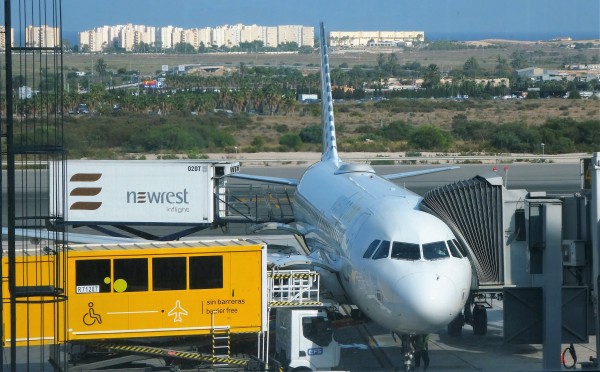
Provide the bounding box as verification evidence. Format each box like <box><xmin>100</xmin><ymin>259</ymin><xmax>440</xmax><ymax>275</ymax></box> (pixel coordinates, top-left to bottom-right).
<box><xmin>399</xmin><ymin>334</ymin><xmax>415</xmax><ymax>371</ymax></box>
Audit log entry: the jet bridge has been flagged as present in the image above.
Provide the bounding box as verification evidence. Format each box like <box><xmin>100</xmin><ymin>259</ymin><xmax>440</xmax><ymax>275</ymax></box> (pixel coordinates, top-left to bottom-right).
<box><xmin>422</xmin><ymin>153</ymin><xmax>600</xmax><ymax>370</ymax></box>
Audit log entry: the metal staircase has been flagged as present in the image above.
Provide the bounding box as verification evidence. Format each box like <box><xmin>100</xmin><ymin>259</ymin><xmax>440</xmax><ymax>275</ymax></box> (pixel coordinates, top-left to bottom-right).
<box><xmin>211</xmin><ymin>325</ymin><xmax>231</xmax><ymax>366</ymax></box>
<box><xmin>268</xmin><ymin>269</ymin><xmax>321</xmax><ymax>307</ymax></box>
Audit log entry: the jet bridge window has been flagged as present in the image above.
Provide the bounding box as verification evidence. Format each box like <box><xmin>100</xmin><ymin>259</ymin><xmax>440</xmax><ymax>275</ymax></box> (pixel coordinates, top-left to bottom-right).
<box><xmin>372</xmin><ymin>240</ymin><xmax>390</xmax><ymax>260</ymax></box>
<box><xmin>423</xmin><ymin>241</ymin><xmax>450</xmax><ymax>260</ymax></box>
<box><xmin>446</xmin><ymin>240</ymin><xmax>463</xmax><ymax>258</ymax></box>
<box><xmin>391</xmin><ymin>242</ymin><xmax>421</xmax><ymax>260</ymax></box>
<box><xmin>363</xmin><ymin>240</ymin><xmax>381</xmax><ymax>258</ymax></box>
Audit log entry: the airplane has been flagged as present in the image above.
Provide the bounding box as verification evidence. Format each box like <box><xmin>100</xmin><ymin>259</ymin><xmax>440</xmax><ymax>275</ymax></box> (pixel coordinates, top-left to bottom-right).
<box><xmin>228</xmin><ymin>22</ymin><xmax>473</xmax><ymax>363</ymax></box>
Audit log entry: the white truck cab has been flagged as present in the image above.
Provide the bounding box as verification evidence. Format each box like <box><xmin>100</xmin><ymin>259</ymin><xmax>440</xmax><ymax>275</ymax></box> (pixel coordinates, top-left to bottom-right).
<box><xmin>275</xmin><ymin>307</ymin><xmax>340</xmax><ymax>371</ymax></box>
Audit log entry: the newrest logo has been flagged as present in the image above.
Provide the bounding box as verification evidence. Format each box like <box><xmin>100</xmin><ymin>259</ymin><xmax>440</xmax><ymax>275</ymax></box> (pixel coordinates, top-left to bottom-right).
<box><xmin>69</xmin><ymin>173</ymin><xmax>103</xmax><ymax>211</ymax></box>
<box><xmin>127</xmin><ymin>189</ymin><xmax>189</xmax><ymax>204</ymax></box>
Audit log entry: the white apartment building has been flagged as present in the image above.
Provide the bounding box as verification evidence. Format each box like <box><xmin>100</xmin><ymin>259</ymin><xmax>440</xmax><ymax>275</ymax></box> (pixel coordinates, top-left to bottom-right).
<box><xmin>329</xmin><ymin>30</ymin><xmax>424</xmax><ymax>47</ymax></box>
<box><xmin>119</xmin><ymin>24</ymin><xmax>156</xmax><ymax>51</ymax></box>
<box><xmin>26</xmin><ymin>25</ymin><xmax>60</xmax><ymax>48</ymax></box>
<box><xmin>0</xmin><ymin>26</ymin><xmax>15</xmax><ymax>50</ymax></box>
<box><xmin>79</xmin><ymin>23</ymin><xmax>315</xmax><ymax>51</ymax></box>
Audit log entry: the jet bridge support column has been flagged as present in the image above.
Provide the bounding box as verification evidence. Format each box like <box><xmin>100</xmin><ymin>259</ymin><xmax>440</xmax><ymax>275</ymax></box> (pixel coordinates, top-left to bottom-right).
<box><xmin>541</xmin><ymin>201</ymin><xmax>563</xmax><ymax>371</ymax></box>
<box><xmin>590</xmin><ymin>153</ymin><xmax>600</xmax><ymax>364</ymax></box>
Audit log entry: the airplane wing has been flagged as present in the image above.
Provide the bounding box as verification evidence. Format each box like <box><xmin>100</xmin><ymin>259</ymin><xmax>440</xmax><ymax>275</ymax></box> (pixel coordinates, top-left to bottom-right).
<box><xmin>227</xmin><ymin>172</ymin><xmax>299</xmax><ymax>186</ymax></box>
<box><xmin>382</xmin><ymin>165</ymin><xmax>460</xmax><ymax>180</ymax></box>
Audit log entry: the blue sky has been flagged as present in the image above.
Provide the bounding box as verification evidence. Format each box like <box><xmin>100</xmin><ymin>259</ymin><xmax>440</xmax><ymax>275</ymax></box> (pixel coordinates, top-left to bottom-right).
<box><xmin>17</xmin><ymin>0</ymin><xmax>600</xmax><ymax>40</ymax></box>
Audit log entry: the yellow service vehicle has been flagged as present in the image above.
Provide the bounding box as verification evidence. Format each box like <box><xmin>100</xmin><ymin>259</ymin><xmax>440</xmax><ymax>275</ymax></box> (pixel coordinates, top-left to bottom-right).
<box><xmin>3</xmin><ymin>239</ymin><xmax>267</xmax><ymax>346</ymax></box>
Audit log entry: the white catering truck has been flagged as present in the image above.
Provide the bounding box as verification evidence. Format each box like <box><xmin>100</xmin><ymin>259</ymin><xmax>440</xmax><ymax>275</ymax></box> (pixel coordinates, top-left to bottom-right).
<box><xmin>49</xmin><ymin>160</ymin><xmax>240</xmax><ymax>224</ymax></box>
<box><xmin>275</xmin><ymin>307</ymin><xmax>341</xmax><ymax>371</ymax></box>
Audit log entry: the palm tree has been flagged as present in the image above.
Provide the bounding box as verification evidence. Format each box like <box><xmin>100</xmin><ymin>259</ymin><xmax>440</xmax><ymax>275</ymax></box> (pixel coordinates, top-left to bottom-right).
<box><xmin>422</xmin><ymin>64</ymin><xmax>441</xmax><ymax>89</ymax></box>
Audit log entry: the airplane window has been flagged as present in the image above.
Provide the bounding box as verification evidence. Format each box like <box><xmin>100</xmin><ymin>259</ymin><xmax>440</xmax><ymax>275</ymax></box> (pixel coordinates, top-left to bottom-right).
<box><xmin>423</xmin><ymin>241</ymin><xmax>450</xmax><ymax>260</ymax></box>
<box><xmin>453</xmin><ymin>239</ymin><xmax>468</xmax><ymax>257</ymax></box>
<box><xmin>446</xmin><ymin>240</ymin><xmax>463</xmax><ymax>258</ymax></box>
<box><xmin>363</xmin><ymin>239</ymin><xmax>381</xmax><ymax>258</ymax></box>
<box><xmin>391</xmin><ymin>242</ymin><xmax>421</xmax><ymax>260</ymax></box>
<box><xmin>372</xmin><ymin>240</ymin><xmax>390</xmax><ymax>260</ymax></box>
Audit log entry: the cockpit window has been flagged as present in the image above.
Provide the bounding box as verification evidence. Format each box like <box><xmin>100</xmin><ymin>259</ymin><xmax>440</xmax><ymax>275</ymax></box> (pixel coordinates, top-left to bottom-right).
<box><xmin>423</xmin><ymin>241</ymin><xmax>450</xmax><ymax>260</ymax></box>
<box><xmin>372</xmin><ymin>240</ymin><xmax>390</xmax><ymax>260</ymax></box>
<box><xmin>453</xmin><ymin>239</ymin><xmax>468</xmax><ymax>257</ymax></box>
<box><xmin>446</xmin><ymin>240</ymin><xmax>462</xmax><ymax>258</ymax></box>
<box><xmin>363</xmin><ymin>240</ymin><xmax>381</xmax><ymax>259</ymax></box>
<box><xmin>391</xmin><ymin>242</ymin><xmax>421</xmax><ymax>260</ymax></box>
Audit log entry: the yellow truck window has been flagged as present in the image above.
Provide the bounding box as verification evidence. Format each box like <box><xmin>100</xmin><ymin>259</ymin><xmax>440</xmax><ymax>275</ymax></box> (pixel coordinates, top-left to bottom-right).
<box><xmin>189</xmin><ymin>256</ymin><xmax>223</xmax><ymax>289</ymax></box>
<box><xmin>75</xmin><ymin>259</ymin><xmax>111</xmax><ymax>293</ymax></box>
<box><xmin>113</xmin><ymin>258</ymin><xmax>148</xmax><ymax>292</ymax></box>
<box><xmin>152</xmin><ymin>257</ymin><xmax>186</xmax><ymax>291</ymax></box>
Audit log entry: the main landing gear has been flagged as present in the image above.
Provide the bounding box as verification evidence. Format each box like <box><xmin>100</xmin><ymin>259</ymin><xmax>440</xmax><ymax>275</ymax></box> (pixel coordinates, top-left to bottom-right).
<box><xmin>448</xmin><ymin>292</ymin><xmax>499</xmax><ymax>337</ymax></box>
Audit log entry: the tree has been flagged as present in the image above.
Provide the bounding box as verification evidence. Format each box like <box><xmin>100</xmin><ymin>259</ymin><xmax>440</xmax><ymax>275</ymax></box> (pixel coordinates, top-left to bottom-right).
<box><xmin>510</xmin><ymin>52</ymin><xmax>528</xmax><ymax>70</ymax></box>
<box><xmin>463</xmin><ymin>57</ymin><xmax>480</xmax><ymax>77</ymax></box>
<box><xmin>95</xmin><ymin>58</ymin><xmax>107</xmax><ymax>77</ymax></box>
<box><xmin>173</xmin><ymin>42</ymin><xmax>196</xmax><ymax>54</ymax></box>
<box><xmin>279</xmin><ymin>133</ymin><xmax>303</xmax><ymax>151</ymax></box>
<box><xmin>409</xmin><ymin>125</ymin><xmax>452</xmax><ymax>150</ymax></box>
<box><xmin>422</xmin><ymin>64</ymin><xmax>441</xmax><ymax>89</ymax></box>
<box><xmin>495</xmin><ymin>56</ymin><xmax>511</xmax><ymax>78</ymax></box>
<box><xmin>299</xmin><ymin>125</ymin><xmax>322</xmax><ymax>143</ymax></box>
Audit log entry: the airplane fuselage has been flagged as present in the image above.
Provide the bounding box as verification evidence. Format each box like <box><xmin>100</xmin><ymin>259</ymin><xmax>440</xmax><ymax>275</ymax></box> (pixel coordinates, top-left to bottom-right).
<box><xmin>294</xmin><ymin>161</ymin><xmax>472</xmax><ymax>334</ymax></box>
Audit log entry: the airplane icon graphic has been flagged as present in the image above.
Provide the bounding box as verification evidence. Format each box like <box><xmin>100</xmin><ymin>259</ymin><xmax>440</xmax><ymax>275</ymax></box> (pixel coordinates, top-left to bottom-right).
<box><xmin>168</xmin><ymin>300</ymin><xmax>188</xmax><ymax>322</ymax></box>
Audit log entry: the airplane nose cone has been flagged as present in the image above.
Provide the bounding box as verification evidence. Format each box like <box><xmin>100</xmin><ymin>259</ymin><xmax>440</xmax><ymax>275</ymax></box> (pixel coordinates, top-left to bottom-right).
<box><xmin>397</xmin><ymin>272</ymin><xmax>459</xmax><ymax>330</ymax></box>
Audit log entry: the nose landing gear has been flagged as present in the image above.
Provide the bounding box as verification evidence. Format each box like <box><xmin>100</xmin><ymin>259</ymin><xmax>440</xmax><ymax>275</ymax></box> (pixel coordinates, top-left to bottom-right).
<box><xmin>392</xmin><ymin>333</ymin><xmax>415</xmax><ymax>371</ymax></box>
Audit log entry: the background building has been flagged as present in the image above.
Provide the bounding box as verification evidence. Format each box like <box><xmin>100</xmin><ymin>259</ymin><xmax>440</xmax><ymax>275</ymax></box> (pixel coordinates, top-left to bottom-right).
<box><xmin>0</xmin><ymin>26</ymin><xmax>15</xmax><ymax>49</ymax></box>
<box><xmin>26</xmin><ymin>25</ymin><xmax>60</xmax><ymax>48</ymax></box>
<box><xmin>79</xmin><ymin>23</ymin><xmax>314</xmax><ymax>52</ymax></box>
<box><xmin>329</xmin><ymin>30</ymin><xmax>424</xmax><ymax>47</ymax></box>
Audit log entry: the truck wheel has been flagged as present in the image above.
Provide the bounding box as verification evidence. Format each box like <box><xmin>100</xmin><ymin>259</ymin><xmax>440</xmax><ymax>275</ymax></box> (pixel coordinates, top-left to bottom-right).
<box><xmin>472</xmin><ymin>305</ymin><xmax>487</xmax><ymax>336</ymax></box>
<box><xmin>291</xmin><ymin>368</ymin><xmax>313</xmax><ymax>371</ymax></box>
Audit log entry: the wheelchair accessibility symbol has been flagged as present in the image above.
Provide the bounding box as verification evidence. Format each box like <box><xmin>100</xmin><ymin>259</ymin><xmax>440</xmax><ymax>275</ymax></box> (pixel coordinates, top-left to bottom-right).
<box><xmin>83</xmin><ymin>302</ymin><xmax>102</xmax><ymax>326</ymax></box>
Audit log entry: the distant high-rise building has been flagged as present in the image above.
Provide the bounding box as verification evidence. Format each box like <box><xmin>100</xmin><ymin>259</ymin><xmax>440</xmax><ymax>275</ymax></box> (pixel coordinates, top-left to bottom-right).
<box><xmin>26</xmin><ymin>25</ymin><xmax>60</xmax><ymax>48</ymax></box>
<box><xmin>79</xmin><ymin>23</ymin><xmax>314</xmax><ymax>51</ymax></box>
<box><xmin>0</xmin><ymin>26</ymin><xmax>15</xmax><ymax>50</ymax></box>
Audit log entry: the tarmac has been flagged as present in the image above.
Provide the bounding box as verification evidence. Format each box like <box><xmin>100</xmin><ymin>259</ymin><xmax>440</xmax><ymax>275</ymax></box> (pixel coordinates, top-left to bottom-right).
<box><xmin>333</xmin><ymin>301</ymin><xmax>597</xmax><ymax>371</ymax></box>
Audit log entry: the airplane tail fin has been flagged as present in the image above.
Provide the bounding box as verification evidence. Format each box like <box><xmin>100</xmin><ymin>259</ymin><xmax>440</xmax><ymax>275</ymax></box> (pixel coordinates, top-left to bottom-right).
<box><xmin>319</xmin><ymin>22</ymin><xmax>340</xmax><ymax>164</ymax></box>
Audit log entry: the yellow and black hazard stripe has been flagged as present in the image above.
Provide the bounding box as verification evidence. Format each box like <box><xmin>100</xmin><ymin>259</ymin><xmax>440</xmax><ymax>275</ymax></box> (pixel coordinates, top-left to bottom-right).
<box><xmin>95</xmin><ymin>342</ymin><xmax>248</xmax><ymax>366</ymax></box>
<box><xmin>269</xmin><ymin>301</ymin><xmax>322</xmax><ymax>307</ymax></box>
<box><xmin>268</xmin><ymin>272</ymin><xmax>319</xmax><ymax>279</ymax></box>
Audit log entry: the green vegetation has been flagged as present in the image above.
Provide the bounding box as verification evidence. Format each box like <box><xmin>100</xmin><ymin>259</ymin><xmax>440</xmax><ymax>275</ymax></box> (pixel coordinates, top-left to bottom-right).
<box><xmin>49</xmin><ymin>108</ymin><xmax>598</xmax><ymax>159</ymax></box>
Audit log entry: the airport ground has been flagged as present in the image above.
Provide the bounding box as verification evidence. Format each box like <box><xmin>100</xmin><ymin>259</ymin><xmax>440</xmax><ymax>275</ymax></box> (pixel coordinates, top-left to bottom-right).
<box><xmin>2</xmin><ymin>158</ymin><xmax>596</xmax><ymax>371</ymax></box>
